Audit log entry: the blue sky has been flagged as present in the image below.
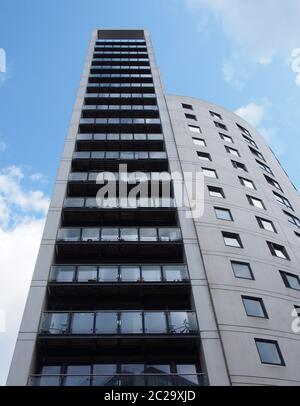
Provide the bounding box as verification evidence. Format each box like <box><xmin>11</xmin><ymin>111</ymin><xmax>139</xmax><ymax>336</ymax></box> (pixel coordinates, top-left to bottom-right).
<box><xmin>0</xmin><ymin>0</ymin><xmax>300</xmax><ymax>385</ymax></box>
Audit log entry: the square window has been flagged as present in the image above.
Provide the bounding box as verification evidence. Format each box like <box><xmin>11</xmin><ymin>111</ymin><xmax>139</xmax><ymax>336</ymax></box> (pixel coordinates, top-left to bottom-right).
<box><xmin>242</xmin><ymin>296</ymin><xmax>268</xmax><ymax>318</ymax></box>
<box><xmin>247</xmin><ymin>195</ymin><xmax>265</xmax><ymax>210</ymax></box>
<box><xmin>236</xmin><ymin>123</ymin><xmax>251</xmax><ymax>136</ymax></box>
<box><xmin>214</xmin><ymin>207</ymin><xmax>233</xmax><ymax>221</ymax></box>
<box><xmin>256</xmin><ymin>217</ymin><xmax>277</xmax><ymax>233</ymax></box>
<box><xmin>239</xmin><ymin>177</ymin><xmax>256</xmax><ymax>190</ymax></box>
<box><xmin>249</xmin><ymin>146</ymin><xmax>265</xmax><ymax>161</ymax></box>
<box><xmin>208</xmin><ymin>186</ymin><xmax>225</xmax><ymax>198</ymax></box>
<box><xmin>255</xmin><ymin>339</ymin><xmax>285</xmax><ymax>366</ymax></box>
<box><xmin>256</xmin><ymin>160</ymin><xmax>273</xmax><ymax>175</ymax></box>
<box><xmin>197</xmin><ymin>152</ymin><xmax>211</xmax><ymax>161</ymax></box>
<box><xmin>210</xmin><ymin>111</ymin><xmax>222</xmax><ymax>120</ymax></box>
<box><xmin>202</xmin><ymin>168</ymin><xmax>218</xmax><ymax>178</ymax></box>
<box><xmin>265</xmin><ymin>175</ymin><xmax>282</xmax><ymax>191</ymax></box>
<box><xmin>280</xmin><ymin>271</ymin><xmax>300</xmax><ymax>290</ymax></box>
<box><xmin>268</xmin><ymin>242</ymin><xmax>290</xmax><ymax>260</ymax></box>
<box><xmin>243</xmin><ymin>134</ymin><xmax>257</xmax><ymax>147</ymax></box>
<box><xmin>192</xmin><ymin>137</ymin><xmax>206</xmax><ymax>147</ymax></box>
<box><xmin>232</xmin><ymin>160</ymin><xmax>247</xmax><ymax>172</ymax></box>
<box><xmin>214</xmin><ymin>121</ymin><xmax>227</xmax><ymax>131</ymax></box>
<box><xmin>226</xmin><ymin>146</ymin><xmax>240</xmax><ymax>157</ymax></box>
<box><xmin>222</xmin><ymin>232</ymin><xmax>243</xmax><ymax>248</ymax></box>
<box><xmin>231</xmin><ymin>261</ymin><xmax>254</xmax><ymax>280</ymax></box>
<box><xmin>188</xmin><ymin>124</ymin><xmax>201</xmax><ymax>134</ymax></box>
<box><xmin>274</xmin><ymin>192</ymin><xmax>293</xmax><ymax>210</ymax></box>
<box><xmin>185</xmin><ymin>113</ymin><xmax>197</xmax><ymax>121</ymax></box>
<box><xmin>182</xmin><ymin>103</ymin><xmax>193</xmax><ymax>110</ymax></box>
<box><xmin>220</xmin><ymin>133</ymin><xmax>233</xmax><ymax>143</ymax></box>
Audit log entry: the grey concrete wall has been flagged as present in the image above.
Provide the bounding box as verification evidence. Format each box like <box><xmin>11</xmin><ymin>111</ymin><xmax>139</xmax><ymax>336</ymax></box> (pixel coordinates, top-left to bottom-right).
<box><xmin>165</xmin><ymin>95</ymin><xmax>300</xmax><ymax>386</ymax></box>
<box><xmin>6</xmin><ymin>31</ymin><xmax>97</xmax><ymax>387</ymax></box>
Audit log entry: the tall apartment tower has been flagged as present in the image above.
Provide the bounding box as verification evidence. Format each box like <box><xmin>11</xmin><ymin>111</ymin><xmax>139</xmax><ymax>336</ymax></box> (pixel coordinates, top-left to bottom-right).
<box><xmin>7</xmin><ymin>30</ymin><xmax>300</xmax><ymax>386</ymax></box>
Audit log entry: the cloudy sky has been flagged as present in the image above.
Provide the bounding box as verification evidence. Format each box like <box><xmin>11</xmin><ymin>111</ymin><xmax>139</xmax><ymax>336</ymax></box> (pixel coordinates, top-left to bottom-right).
<box><xmin>0</xmin><ymin>0</ymin><xmax>300</xmax><ymax>385</ymax></box>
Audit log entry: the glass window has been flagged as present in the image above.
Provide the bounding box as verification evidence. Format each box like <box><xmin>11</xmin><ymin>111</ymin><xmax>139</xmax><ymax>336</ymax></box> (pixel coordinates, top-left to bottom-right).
<box><xmin>65</xmin><ymin>365</ymin><xmax>91</xmax><ymax>386</ymax></box>
<box><xmin>64</xmin><ymin>197</ymin><xmax>85</xmax><ymax>207</ymax></box>
<box><xmin>169</xmin><ymin>312</ymin><xmax>197</xmax><ymax>334</ymax></box>
<box><xmin>71</xmin><ymin>313</ymin><xmax>94</xmax><ymax>334</ymax></box>
<box><xmin>159</xmin><ymin>228</ymin><xmax>182</xmax><ymax>242</ymax></box>
<box><xmin>105</xmin><ymin>151</ymin><xmax>119</xmax><ymax>159</ymax></box>
<box><xmin>222</xmin><ymin>232</ymin><xmax>243</xmax><ymax>248</ymax></box>
<box><xmin>185</xmin><ymin>113</ymin><xmax>197</xmax><ymax>121</ymax></box>
<box><xmin>120</xmin><ymin>228</ymin><xmax>138</xmax><ymax>241</ymax></box>
<box><xmin>95</xmin><ymin>312</ymin><xmax>118</xmax><ymax>334</ymax></box>
<box><xmin>38</xmin><ymin>366</ymin><xmax>61</xmax><ymax>386</ymax></box>
<box><xmin>243</xmin><ymin>297</ymin><xmax>267</xmax><ymax>318</ymax></box>
<box><xmin>214</xmin><ymin>207</ymin><xmax>233</xmax><ymax>221</ymax></box>
<box><xmin>210</xmin><ymin>111</ymin><xmax>222</xmax><ymax>120</ymax></box>
<box><xmin>202</xmin><ymin>168</ymin><xmax>217</xmax><ymax>178</ymax></box>
<box><xmin>163</xmin><ymin>265</ymin><xmax>188</xmax><ymax>282</ymax></box>
<box><xmin>74</xmin><ymin>151</ymin><xmax>90</xmax><ymax>159</ymax></box>
<box><xmin>92</xmin><ymin>364</ymin><xmax>117</xmax><ymax>386</ymax></box>
<box><xmin>182</xmin><ymin>103</ymin><xmax>193</xmax><ymax>110</ymax></box>
<box><xmin>255</xmin><ymin>340</ymin><xmax>284</xmax><ymax>365</ymax></box>
<box><xmin>40</xmin><ymin>312</ymin><xmax>69</xmax><ymax>334</ymax></box>
<box><xmin>136</xmin><ymin>151</ymin><xmax>149</xmax><ymax>159</ymax></box>
<box><xmin>268</xmin><ymin>242</ymin><xmax>290</xmax><ymax>260</ymax></box>
<box><xmin>176</xmin><ymin>364</ymin><xmax>198</xmax><ymax>386</ymax></box>
<box><xmin>98</xmin><ymin>266</ymin><xmax>118</xmax><ymax>282</ymax></box>
<box><xmin>240</xmin><ymin>177</ymin><xmax>255</xmax><ymax>189</ymax></box>
<box><xmin>120</xmin><ymin>312</ymin><xmax>143</xmax><ymax>334</ymax></box>
<box><xmin>226</xmin><ymin>146</ymin><xmax>240</xmax><ymax>157</ymax></box>
<box><xmin>69</xmin><ymin>172</ymin><xmax>88</xmax><ymax>182</ymax></box>
<box><xmin>101</xmin><ymin>228</ymin><xmax>119</xmax><ymax>241</ymax></box>
<box><xmin>144</xmin><ymin>312</ymin><xmax>167</xmax><ymax>333</ymax></box>
<box><xmin>141</xmin><ymin>265</ymin><xmax>161</xmax><ymax>282</ymax></box>
<box><xmin>77</xmin><ymin>266</ymin><xmax>97</xmax><ymax>282</ymax></box>
<box><xmin>281</xmin><ymin>272</ymin><xmax>300</xmax><ymax>290</ymax></box>
<box><xmin>188</xmin><ymin>124</ymin><xmax>201</xmax><ymax>133</ymax></box>
<box><xmin>94</xmin><ymin>134</ymin><xmax>106</xmax><ymax>140</ymax></box>
<box><xmin>85</xmin><ymin>197</ymin><xmax>97</xmax><ymax>207</ymax></box>
<box><xmin>81</xmin><ymin>228</ymin><xmax>100</xmax><ymax>241</ymax></box>
<box><xmin>140</xmin><ymin>228</ymin><xmax>157</xmax><ymax>241</ymax></box>
<box><xmin>50</xmin><ymin>266</ymin><xmax>75</xmax><ymax>282</ymax></box>
<box><xmin>57</xmin><ymin>228</ymin><xmax>81</xmax><ymax>241</ymax></box>
<box><xmin>120</xmin><ymin>151</ymin><xmax>135</xmax><ymax>160</ymax></box>
<box><xmin>247</xmin><ymin>195</ymin><xmax>265</xmax><ymax>209</ymax></box>
<box><xmin>220</xmin><ymin>133</ymin><xmax>233</xmax><ymax>143</ymax></box>
<box><xmin>121</xmin><ymin>266</ymin><xmax>141</xmax><ymax>282</ymax></box>
<box><xmin>107</xmin><ymin>134</ymin><xmax>119</xmax><ymax>140</ymax></box>
<box><xmin>197</xmin><ymin>152</ymin><xmax>211</xmax><ymax>161</ymax></box>
<box><xmin>232</xmin><ymin>160</ymin><xmax>247</xmax><ymax>172</ymax></box>
<box><xmin>91</xmin><ymin>151</ymin><xmax>105</xmax><ymax>159</ymax></box>
<box><xmin>208</xmin><ymin>186</ymin><xmax>225</xmax><ymax>198</ymax></box>
<box><xmin>231</xmin><ymin>261</ymin><xmax>253</xmax><ymax>280</ymax></box>
<box><xmin>149</xmin><ymin>151</ymin><xmax>166</xmax><ymax>159</ymax></box>
<box><xmin>257</xmin><ymin>217</ymin><xmax>276</xmax><ymax>232</ymax></box>
<box><xmin>146</xmin><ymin>364</ymin><xmax>170</xmax><ymax>374</ymax></box>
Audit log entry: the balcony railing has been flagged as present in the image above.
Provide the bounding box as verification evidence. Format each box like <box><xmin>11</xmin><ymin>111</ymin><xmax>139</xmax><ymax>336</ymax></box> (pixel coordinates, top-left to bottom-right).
<box><xmin>57</xmin><ymin>227</ymin><xmax>182</xmax><ymax>243</ymax></box>
<box><xmin>89</xmin><ymin>73</ymin><xmax>152</xmax><ymax>79</ymax></box>
<box><xmin>29</xmin><ymin>373</ymin><xmax>207</xmax><ymax>386</ymax></box>
<box><xmin>63</xmin><ymin>197</ymin><xmax>176</xmax><ymax>209</ymax></box>
<box><xmin>79</xmin><ymin>118</ymin><xmax>160</xmax><ymax>125</ymax></box>
<box><xmin>76</xmin><ymin>133</ymin><xmax>163</xmax><ymax>141</ymax></box>
<box><xmin>90</xmin><ymin>65</ymin><xmax>151</xmax><ymax>71</ymax></box>
<box><xmin>68</xmin><ymin>171</ymin><xmax>170</xmax><ymax>182</ymax></box>
<box><xmin>87</xmin><ymin>83</ymin><xmax>154</xmax><ymax>89</ymax></box>
<box><xmin>82</xmin><ymin>105</ymin><xmax>158</xmax><ymax>111</ymax></box>
<box><xmin>85</xmin><ymin>93</ymin><xmax>156</xmax><ymax>99</ymax></box>
<box><xmin>73</xmin><ymin>151</ymin><xmax>166</xmax><ymax>160</ymax></box>
<box><xmin>49</xmin><ymin>264</ymin><xmax>188</xmax><ymax>283</ymax></box>
<box><xmin>92</xmin><ymin>58</ymin><xmax>149</xmax><ymax>62</ymax></box>
<box><xmin>39</xmin><ymin>310</ymin><xmax>198</xmax><ymax>336</ymax></box>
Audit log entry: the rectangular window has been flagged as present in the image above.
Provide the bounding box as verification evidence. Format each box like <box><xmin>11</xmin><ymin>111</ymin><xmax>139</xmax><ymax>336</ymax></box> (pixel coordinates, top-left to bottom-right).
<box><xmin>256</xmin><ymin>160</ymin><xmax>273</xmax><ymax>175</ymax></box>
<box><xmin>267</xmin><ymin>242</ymin><xmax>290</xmax><ymax>260</ymax></box>
<box><xmin>247</xmin><ymin>195</ymin><xmax>265</xmax><ymax>209</ymax></box>
<box><xmin>236</xmin><ymin>123</ymin><xmax>251</xmax><ymax>136</ymax></box>
<box><xmin>243</xmin><ymin>134</ymin><xmax>257</xmax><ymax>147</ymax></box>
<box><xmin>197</xmin><ymin>151</ymin><xmax>211</xmax><ymax>161</ymax></box>
<box><xmin>202</xmin><ymin>168</ymin><xmax>218</xmax><ymax>178</ymax></box>
<box><xmin>242</xmin><ymin>296</ymin><xmax>268</xmax><ymax>318</ymax></box>
<box><xmin>274</xmin><ymin>192</ymin><xmax>293</xmax><ymax>210</ymax></box>
<box><xmin>232</xmin><ymin>160</ymin><xmax>247</xmax><ymax>172</ymax></box>
<box><xmin>220</xmin><ymin>133</ymin><xmax>233</xmax><ymax>143</ymax></box>
<box><xmin>280</xmin><ymin>271</ymin><xmax>300</xmax><ymax>290</ymax></box>
<box><xmin>214</xmin><ymin>121</ymin><xmax>227</xmax><ymax>131</ymax></box>
<box><xmin>208</xmin><ymin>186</ymin><xmax>225</xmax><ymax>198</ymax></box>
<box><xmin>222</xmin><ymin>232</ymin><xmax>243</xmax><ymax>248</ymax></box>
<box><xmin>214</xmin><ymin>207</ymin><xmax>233</xmax><ymax>221</ymax></box>
<box><xmin>256</xmin><ymin>217</ymin><xmax>277</xmax><ymax>233</ymax></box>
<box><xmin>182</xmin><ymin>103</ymin><xmax>193</xmax><ymax>110</ymax></box>
<box><xmin>249</xmin><ymin>146</ymin><xmax>265</xmax><ymax>161</ymax></box>
<box><xmin>210</xmin><ymin>111</ymin><xmax>222</xmax><ymax>120</ymax></box>
<box><xmin>255</xmin><ymin>339</ymin><xmax>285</xmax><ymax>366</ymax></box>
<box><xmin>239</xmin><ymin>177</ymin><xmax>256</xmax><ymax>189</ymax></box>
<box><xmin>284</xmin><ymin>211</ymin><xmax>300</xmax><ymax>227</ymax></box>
<box><xmin>185</xmin><ymin>113</ymin><xmax>197</xmax><ymax>121</ymax></box>
<box><xmin>188</xmin><ymin>124</ymin><xmax>201</xmax><ymax>133</ymax></box>
<box><xmin>225</xmin><ymin>146</ymin><xmax>240</xmax><ymax>157</ymax></box>
<box><xmin>264</xmin><ymin>175</ymin><xmax>282</xmax><ymax>191</ymax></box>
<box><xmin>192</xmin><ymin>137</ymin><xmax>206</xmax><ymax>147</ymax></box>
<box><xmin>231</xmin><ymin>261</ymin><xmax>254</xmax><ymax>280</ymax></box>
<box><xmin>77</xmin><ymin>266</ymin><xmax>98</xmax><ymax>282</ymax></box>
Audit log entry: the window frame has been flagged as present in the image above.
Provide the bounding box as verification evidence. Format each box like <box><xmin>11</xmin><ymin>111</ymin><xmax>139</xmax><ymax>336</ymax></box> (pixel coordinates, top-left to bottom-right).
<box><xmin>231</xmin><ymin>261</ymin><xmax>254</xmax><ymax>280</ymax></box>
<box><xmin>214</xmin><ymin>207</ymin><xmax>233</xmax><ymax>222</ymax></box>
<box><xmin>242</xmin><ymin>296</ymin><xmax>268</xmax><ymax>319</ymax></box>
<box><xmin>222</xmin><ymin>232</ymin><xmax>243</xmax><ymax>248</ymax></box>
<box><xmin>255</xmin><ymin>339</ymin><xmax>285</xmax><ymax>366</ymax></box>
<box><xmin>267</xmin><ymin>242</ymin><xmax>290</xmax><ymax>260</ymax></box>
<box><xmin>256</xmin><ymin>217</ymin><xmax>277</xmax><ymax>233</ymax></box>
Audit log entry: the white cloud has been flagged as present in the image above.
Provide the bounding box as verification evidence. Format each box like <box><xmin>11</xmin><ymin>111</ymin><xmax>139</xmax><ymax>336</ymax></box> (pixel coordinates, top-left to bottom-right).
<box><xmin>290</xmin><ymin>48</ymin><xmax>300</xmax><ymax>87</ymax></box>
<box><xmin>30</xmin><ymin>172</ymin><xmax>45</xmax><ymax>182</ymax></box>
<box><xmin>0</xmin><ymin>166</ymin><xmax>49</xmax><ymax>385</ymax></box>
<box><xmin>235</xmin><ymin>102</ymin><xmax>266</xmax><ymax>127</ymax></box>
<box><xmin>235</xmin><ymin>101</ymin><xmax>285</xmax><ymax>156</ymax></box>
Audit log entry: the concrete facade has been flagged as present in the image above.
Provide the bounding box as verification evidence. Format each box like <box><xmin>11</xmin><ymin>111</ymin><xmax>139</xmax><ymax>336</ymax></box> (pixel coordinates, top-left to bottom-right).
<box><xmin>7</xmin><ymin>30</ymin><xmax>300</xmax><ymax>386</ymax></box>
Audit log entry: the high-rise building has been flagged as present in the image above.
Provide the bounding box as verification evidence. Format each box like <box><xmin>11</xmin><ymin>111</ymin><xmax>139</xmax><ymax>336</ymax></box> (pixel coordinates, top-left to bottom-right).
<box><xmin>7</xmin><ymin>29</ymin><xmax>300</xmax><ymax>387</ymax></box>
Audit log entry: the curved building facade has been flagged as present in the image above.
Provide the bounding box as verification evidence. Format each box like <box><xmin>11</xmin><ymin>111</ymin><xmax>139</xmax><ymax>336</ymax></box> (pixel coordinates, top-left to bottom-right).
<box><xmin>7</xmin><ymin>29</ymin><xmax>300</xmax><ymax>387</ymax></box>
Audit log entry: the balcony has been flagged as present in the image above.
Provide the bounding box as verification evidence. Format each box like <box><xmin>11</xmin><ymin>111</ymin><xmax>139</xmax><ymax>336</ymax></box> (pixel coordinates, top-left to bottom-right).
<box><xmin>84</xmin><ymin>93</ymin><xmax>157</xmax><ymax>106</ymax></box>
<box><xmin>55</xmin><ymin>227</ymin><xmax>184</xmax><ymax>263</ymax></box>
<box><xmin>29</xmin><ymin>372</ymin><xmax>207</xmax><ymax>386</ymax></box>
<box><xmin>76</xmin><ymin>133</ymin><xmax>164</xmax><ymax>151</ymax></box>
<box><xmin>72</xmin><ymin>151</ymin><xmax>167</xmax><ymax>172</ymax></box>
<box><xmin>90</xmin><ymin>66</ymin><xmax>152</xmax><ymax>75</ymax></box>
<box><xmin>86</xmin><ymin>83</ymin><xmax>155</xmax><ymax>93</ymax></box>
